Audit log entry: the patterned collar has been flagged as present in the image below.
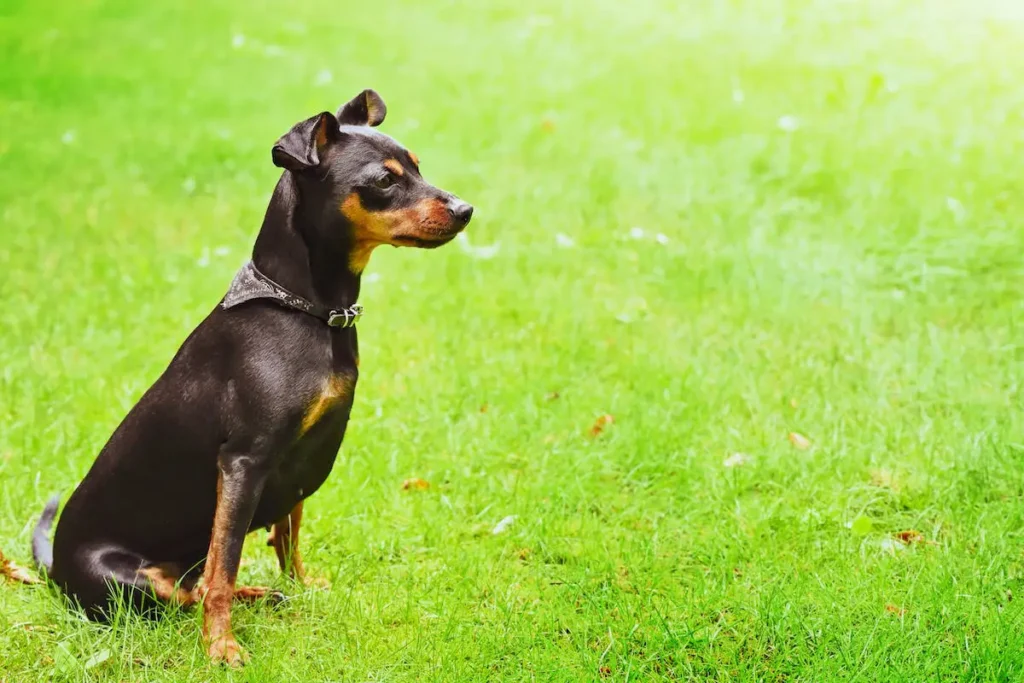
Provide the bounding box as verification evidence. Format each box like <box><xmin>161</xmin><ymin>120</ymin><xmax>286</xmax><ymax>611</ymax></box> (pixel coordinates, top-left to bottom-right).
<box><xmin>221</xmin><ymin>261</ymin><xmax>363</xmax><ymax>328</ymax></box>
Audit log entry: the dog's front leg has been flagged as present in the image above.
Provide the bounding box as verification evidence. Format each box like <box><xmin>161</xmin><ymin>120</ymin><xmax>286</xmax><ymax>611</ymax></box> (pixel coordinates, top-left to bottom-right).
<box><xmin>269</xmin><ymin>501</ymin><xmax>306</xmax><ymax>582</ymax></box>
<box><xmin>267</xmin><ymin>501</ymin><xmax>331</xmax><ymax>588</ymax></box>
<box><xmin>201</xmin><ymin>453</ymin><xmax>267</xmax><ymax>667</ymax></box>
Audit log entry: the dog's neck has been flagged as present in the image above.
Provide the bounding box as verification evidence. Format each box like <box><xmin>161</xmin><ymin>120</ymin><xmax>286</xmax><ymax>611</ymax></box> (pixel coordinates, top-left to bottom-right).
<box><xmin>251</xmin><ymin>173</ymin><xmax>362</xmax><ymax>311</ymax></box>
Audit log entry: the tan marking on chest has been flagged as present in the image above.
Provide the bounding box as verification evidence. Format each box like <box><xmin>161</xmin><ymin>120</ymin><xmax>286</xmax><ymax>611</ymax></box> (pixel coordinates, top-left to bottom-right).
<box><xmin>299</xmin><ymin>375</ymin><xmax>352</xmax><ymax>436</ymax></box>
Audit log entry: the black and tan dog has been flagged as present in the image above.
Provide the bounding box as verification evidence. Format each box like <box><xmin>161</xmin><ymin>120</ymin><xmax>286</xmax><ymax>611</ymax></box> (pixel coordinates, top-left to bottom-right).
<box><xmin>0</xmin><ymin>89</ymin><xmax>472</xmax><ymax>666</ymax></box>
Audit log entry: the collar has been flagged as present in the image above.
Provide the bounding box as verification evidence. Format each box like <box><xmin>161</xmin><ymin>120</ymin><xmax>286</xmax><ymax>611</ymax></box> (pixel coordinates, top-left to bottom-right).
<box><xmin>221</xmin><ymin>261</ymin><xmax>363</xmax><ymax>328</ymax></box>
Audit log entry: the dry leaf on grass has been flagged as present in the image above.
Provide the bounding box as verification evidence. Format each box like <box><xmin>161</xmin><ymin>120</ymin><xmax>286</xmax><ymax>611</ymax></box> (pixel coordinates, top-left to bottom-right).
<box><xmin>589</xmin><ymin>414</ymin><xmax>614</xmax><ymax>437</ymax></box>
<box><xmin>401</xmin><ymin>478</ymin><xmax>430</xmax><ymax>491</ymax></box>
<box><xmin>894</xmin><ymin>529</ymin><xmax>938</xmax><ymax>547</ymax></box>
<box><xmin>19</xmin><ymin>622</ymin><xmax>49</xmax><ymax>632</ymax></box>
<box><xmin>479</xmin><ymin>404</ymin><xmax>489</xmax><ymax>413</ymax></box>
<box><xmin>0</xmin><ymin>552</ymin><xmax>40</xmax><ymax>585</ymax></box>
<box><xmin>885</xmin><ymin>604</ymin><xmax>906</xmax><ymax>616</ymax></box>
<box><xmin>599</xmin><ymin>666</ymin><xmax>612</xmax><ymax>677</ymax></box>
<box><xmin>545</xmin><ymin>391</ymin><xmax>560</xmax><ymax>401</ymax></box>
<box><xmin>894</xmin><ymin>530</ymin><xmax>924</xmax><ymax>545</ymax></box>
<box><xmin>788</xmin><ymin>432</ymin><xmax>812</xmax><ymax>450</ymax></box>
<box><xmin>516</xmin><ymin>548</ymin><xmax>531</xmax><ymax>561</ymax></box>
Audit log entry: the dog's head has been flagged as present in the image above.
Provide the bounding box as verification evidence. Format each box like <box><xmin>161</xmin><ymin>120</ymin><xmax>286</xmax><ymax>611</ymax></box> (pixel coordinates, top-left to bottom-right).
<box><xmin>272</xmin><ymin>90</ymin><xmax>473</xmax><ymax>273</ymax></box>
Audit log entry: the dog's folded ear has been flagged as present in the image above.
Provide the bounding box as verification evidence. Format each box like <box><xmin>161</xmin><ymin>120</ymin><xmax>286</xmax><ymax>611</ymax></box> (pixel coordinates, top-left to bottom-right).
<box><xmin>337</xmin><ymin>89</ymin><xmax>386</xmax><ymax>127</ymax></box>
<box><xmin>271</xmin><ymin>112</ymin><xmax>338</xmax><ymax>171</ymax></box>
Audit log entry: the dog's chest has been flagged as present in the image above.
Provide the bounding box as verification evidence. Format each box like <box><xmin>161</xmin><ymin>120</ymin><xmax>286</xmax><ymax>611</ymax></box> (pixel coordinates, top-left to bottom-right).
<box><xmin>287</xmin><ymin>369</ymin><xmax>357</xmax><ymax>468</ymax></box>
<box><xmin>253</xmin><ymin>369</ymin><xmax>357</xmax><ymax>527</ymax></box>
<box><xmin>297</xmin><ymin>372</ymin><xmax>355</xmax><ymax>436</ymax></box>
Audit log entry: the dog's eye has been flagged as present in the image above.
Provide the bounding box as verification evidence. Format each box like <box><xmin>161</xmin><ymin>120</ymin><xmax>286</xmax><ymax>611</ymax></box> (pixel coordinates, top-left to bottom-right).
<box><xmin>373</xmin><ymin>174</ymin><xmax>397</xmax><ymax>190</ymax></box>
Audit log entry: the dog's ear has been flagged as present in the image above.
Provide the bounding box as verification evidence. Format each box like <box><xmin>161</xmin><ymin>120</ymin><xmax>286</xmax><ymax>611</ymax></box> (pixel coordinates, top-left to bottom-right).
<box><xmin>337</xmin><ymin>89</ymin><xmax>386</xmax><ymax>127</ymax></box>
<box><xmin>271</xmin><ymin>112</ymin><xmax>338</xmax><ymax>171</ymax></box>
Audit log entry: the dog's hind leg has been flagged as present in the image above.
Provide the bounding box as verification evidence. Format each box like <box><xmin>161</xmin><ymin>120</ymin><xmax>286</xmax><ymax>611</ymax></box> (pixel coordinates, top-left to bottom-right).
<box><xmin>50</xmin><ymin>545</ymin><xmax>192</xmax><ymax>618</ymax></box>
<box><xmin>138</xmin><ymin>563</ymin><xmax>199</xmax><ymax>606</ymax></box>
<box><xmin>81</xmin><ymin>548</ymin><xmax>207</xmax><ymax>617</ymax></box>
<box><xmin>232</xmin><ymin>585</ymin><xmax>284</xmax><ymax>604</ymax></box>
<box><xmin>267</xmin><ymin>501</ymin><xmax>329</xmax><ymax>588</ymax></box>
<box><xmin>139</xmin><ymin>564</ymin><xmax>277</xmax><ymax>609</ymax></box>
<box><xmin>268</xmin><ymin>501</ymin><xmax>307</xmax><ymax>582</ymax></box>
<box><xmin>62</xmin><ymin>550</ymin><xmax>275</xmax><ymax>619</ymax></box>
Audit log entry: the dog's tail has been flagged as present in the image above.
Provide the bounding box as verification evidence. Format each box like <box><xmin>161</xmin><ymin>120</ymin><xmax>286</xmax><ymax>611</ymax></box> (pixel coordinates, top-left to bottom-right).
<box><xmin>31</xmin><ymin>495</ymin><xmax>60</xmax><ymax>574</ymax></box>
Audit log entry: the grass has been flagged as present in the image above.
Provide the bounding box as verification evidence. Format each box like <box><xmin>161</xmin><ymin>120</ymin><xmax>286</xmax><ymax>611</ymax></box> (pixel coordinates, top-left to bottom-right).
<box><xmin>2</xmin><ymin>0</ymin><xmax>1024</xmax><ymax>679</ymax></box>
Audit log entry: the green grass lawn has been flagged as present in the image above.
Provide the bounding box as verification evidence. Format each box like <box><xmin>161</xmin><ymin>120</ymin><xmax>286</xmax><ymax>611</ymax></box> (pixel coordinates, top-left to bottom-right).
<box><xmin>3</xmin><ymin>0</ymin><xmax>1024</xmax><ymax>679</ymax></box>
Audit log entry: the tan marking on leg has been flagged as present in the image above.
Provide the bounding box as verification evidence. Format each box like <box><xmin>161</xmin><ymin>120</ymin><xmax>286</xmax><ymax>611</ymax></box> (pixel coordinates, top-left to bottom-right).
<box><xmin>383</xmin><ymin>158</ymin><xmax>405</xmax><ymax>176</ymax></box>
<box><xmin>270</xmin><ymin>502</ymin><xmax>330</xmax><ymax>588</ymax></box>
<box><xmin>299</xmin><ymin>375</ymin><xmax>351</xmax><ymax>436</ymax></box>
<box><xmin>0</xmin><ymin>550</ymin><xmax>40</xmax><ymax>585</ymax></box>
<box><xmin>140</xmin><ymin>564</ymin><xmax>198</xmax><ymax>605</ymax></box>
<box><xmin>232</xmin><ymin>585</ymin><xmax>282</xmax><ymax>603</ymax></box>
<box><xmin>271</xmin><ymin>501</ymin><xmax>307</xmax><ymax>582</ymax></box>
<box><xmin>201</xmin><ymin>471</ymin><xmax>247</xmax><ymax>667</ymax></box>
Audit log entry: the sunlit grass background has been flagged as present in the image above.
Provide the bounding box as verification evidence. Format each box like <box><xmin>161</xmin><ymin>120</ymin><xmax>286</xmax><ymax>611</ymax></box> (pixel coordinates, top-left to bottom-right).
<box><xmin>3</xmin><ymin>0</ymin><xmax>1024</xmax><ymax>680</ymax></box>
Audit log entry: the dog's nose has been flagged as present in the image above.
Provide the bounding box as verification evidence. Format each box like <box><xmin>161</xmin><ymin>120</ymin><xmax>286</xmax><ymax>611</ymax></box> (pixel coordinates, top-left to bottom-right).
<box><xmin>448</xmin><ymin>199</ymin><xmax>474</xmax><ymax>225</ymax></box>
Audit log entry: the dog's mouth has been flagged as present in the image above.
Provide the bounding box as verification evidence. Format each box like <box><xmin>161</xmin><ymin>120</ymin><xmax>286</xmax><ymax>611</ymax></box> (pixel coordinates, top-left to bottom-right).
<box><xmin>392</xmin><ymin>231</ymin><xmax>461</xmax><ymax>249</ymax></box>
<box><xmin>388</xmin><ymin>197</ymin><xmax>473</xmax><ymax>249</ymax></box>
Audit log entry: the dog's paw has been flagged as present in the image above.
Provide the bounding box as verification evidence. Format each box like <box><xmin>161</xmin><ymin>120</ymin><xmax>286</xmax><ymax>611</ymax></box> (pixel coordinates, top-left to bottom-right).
<box><xmin>234</xmin><ymin>585</ymin><xmax>285</xmax><ymax>605</ymax></box>
<box><xmin>208</xmin><ymin>634</ymin><xmax>248</xmax><ymax>668</ymax></box>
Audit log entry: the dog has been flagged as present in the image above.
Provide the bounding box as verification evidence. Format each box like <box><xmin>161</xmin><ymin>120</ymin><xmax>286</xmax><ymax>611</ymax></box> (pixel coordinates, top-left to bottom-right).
<box><xmin>0</xmin><ymin>89</ymin><xmax>472</xmax><ymax>666</ymax></box>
